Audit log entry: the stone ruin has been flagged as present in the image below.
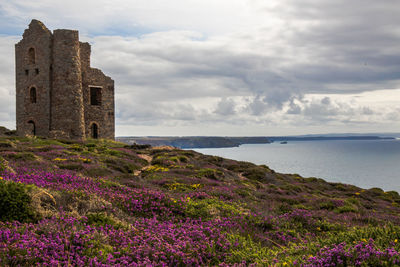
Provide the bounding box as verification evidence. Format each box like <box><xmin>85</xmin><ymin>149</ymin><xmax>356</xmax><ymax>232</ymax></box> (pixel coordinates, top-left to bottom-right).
<box><xmin>15</xmin><ymin>19</ymin><xmax>115</xmax><ymax>140</ymax></box>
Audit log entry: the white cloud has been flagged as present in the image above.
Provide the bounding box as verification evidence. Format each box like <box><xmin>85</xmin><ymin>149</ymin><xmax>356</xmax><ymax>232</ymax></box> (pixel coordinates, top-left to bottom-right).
<box><xmin>0</xmin><ymin>36</ymin><xmax>17</xmax><ymax>129</ymax></box>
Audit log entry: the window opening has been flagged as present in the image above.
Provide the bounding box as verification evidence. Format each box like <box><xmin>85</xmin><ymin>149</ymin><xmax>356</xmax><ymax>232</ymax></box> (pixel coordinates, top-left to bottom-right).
<box><xmin>30</xmin><ymin>87</ymin><xmax>37</xmax><ymax>103</ymax></box>
<box><xmin>28</xmin><ymin>48</ymin><xmax>35</xmax><ymax>64</ymax></box>
<box><xmin>90</xmin><ymin>87</ymin><xmax>102</xmax><ymax>106</ymax></box>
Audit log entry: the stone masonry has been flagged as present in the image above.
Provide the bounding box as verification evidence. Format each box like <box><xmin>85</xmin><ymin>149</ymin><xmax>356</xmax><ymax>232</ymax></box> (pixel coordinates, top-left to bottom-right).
<box><xmin>15</xmin><ymin>19</ymin><xmax>115</xmax><ymax>140</ymax></box>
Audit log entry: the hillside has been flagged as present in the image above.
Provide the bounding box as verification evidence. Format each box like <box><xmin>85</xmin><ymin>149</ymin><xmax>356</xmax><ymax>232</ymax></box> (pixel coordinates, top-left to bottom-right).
<box><xmin>0</xmin><ymin>136</ymin><xmax>399</xmax><ymax>266</ymax></box>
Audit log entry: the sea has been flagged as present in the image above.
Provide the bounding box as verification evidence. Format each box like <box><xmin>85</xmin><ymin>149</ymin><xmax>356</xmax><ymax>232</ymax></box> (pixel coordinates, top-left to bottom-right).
<box><xmin>194</xmin><ymin>139</ymin><xmax>400</xmax><ymax>193</ymax></box>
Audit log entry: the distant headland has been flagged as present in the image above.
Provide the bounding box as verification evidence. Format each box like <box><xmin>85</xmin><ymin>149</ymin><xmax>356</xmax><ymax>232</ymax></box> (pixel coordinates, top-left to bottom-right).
<box><xmin>117</xmin><ymin>134</ymin><xmax>395</xmax><ymax>149</ymax></box>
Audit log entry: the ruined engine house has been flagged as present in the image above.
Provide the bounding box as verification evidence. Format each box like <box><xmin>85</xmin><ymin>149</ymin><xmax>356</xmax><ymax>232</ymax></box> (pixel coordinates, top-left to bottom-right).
<box><xmin>15</xmin><ymin>20</ymin><xmax>115</xmax><ymax>140</ymax></box>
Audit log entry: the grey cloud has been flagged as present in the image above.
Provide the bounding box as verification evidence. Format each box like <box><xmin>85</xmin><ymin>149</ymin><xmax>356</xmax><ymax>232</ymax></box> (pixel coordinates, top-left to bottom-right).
<box><xmin>252</xmin><ymin>0</ymin><xmax>400</xmax><ymax>94</ymax></box>
<box><xmin>386</xmin><ymin>109</ymin><xmax>400</xmax><ymax>121</ymax></box>
<box><xmin>300</xmin><ymin>97</ymin><xmax>360</xmax><ymax>123</ymax></box>
<box><xmin>320</xmin><ymin>97</ymin><xmax>331</xmax><ymax>106</ymax></box>
<box><xmin>287</xmin><ymin>101</ymin><xmax>302</xmax><ymax>115</ymax></box>
<box><xmin>90</xmin><ymin>20</ymin><xmax>400</xmax><ymax>129</ymax></box>
<box><xmin>362</xmin><ymin>107</ymin><xmax>374</xmax><ymax>115</ymax></box>
<box><xmin>246</xmin><ymin>96</ymin><xmax>268</xmax><ymax>116</ymax></box>
<box><xmin>214</xmin><ymin>98</ymin><xmax>236</xmax><ymax>116</ymax></box>
<box><xmin>2</xmin><ymin>1</ymin><xmax>400</xmax><ymax>134</ymax></box>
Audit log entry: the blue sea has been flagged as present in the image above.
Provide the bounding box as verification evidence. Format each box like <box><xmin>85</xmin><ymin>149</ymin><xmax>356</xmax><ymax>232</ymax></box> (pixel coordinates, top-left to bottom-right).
<box><xmin>194</xmin><ymin>139</ymin><xmax>400</xmax><ymax>193</ymax></box>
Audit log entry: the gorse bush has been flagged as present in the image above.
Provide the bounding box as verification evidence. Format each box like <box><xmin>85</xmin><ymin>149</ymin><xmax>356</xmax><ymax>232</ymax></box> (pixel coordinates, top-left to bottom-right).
<box><xmin>0</xmin><ymin>179</ymin><xmax>36</xmax><ymax>222</ymax></box>
<box><xmin>165</xmin><ymin>182</ymin><xmax>202</xmax><ymax>192</ymax></box>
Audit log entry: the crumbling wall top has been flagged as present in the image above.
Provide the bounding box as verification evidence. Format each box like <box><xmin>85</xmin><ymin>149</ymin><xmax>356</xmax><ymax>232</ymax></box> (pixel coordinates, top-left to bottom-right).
<box><xmin>22</xmin><ymin>19</ymin><xmax>52</xmax><ymax>39</ymax></box>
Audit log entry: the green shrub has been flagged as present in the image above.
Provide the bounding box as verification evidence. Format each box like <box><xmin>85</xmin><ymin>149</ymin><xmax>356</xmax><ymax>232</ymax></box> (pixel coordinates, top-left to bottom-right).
<box><xmin>5</xmin><ymin>152</ymin><xmax>36</xmax><ymax>161</ymax></box>
<box><xmin>100</xmin><ymin>148</ymin><xmax>123</xmax><ymax>157</ymax></box>
<box><xmin>367</xmin><ymin>187</ymin><xmax>384</xmax><ymax>196</ymax></box>
<box><xmin>151</xmin><ymin>155</ymin><xmax>173</xmax><ymax>167</ymax></box>
<box><xmin>164</xmin><ymin>182</ymin><xmax>202</xmax><ymax>192</ymax></box>
<box><xmin>58</xmin><ymin>164</ymin><xmax>84</xmax><ymax>171</ymax></box>
<box><xmin>0</xmin><ymin>179</ymin><xmax>37</xmax><ymax>222</ymax></box>
<box><xmin>276</xmin><ymin>203</ymin><xmax>293</xmax><ymax>214</ymax></box>
<box><xmin>169</xmin><ymin>155</ymin><xmax>188</xmax><ymax>163</ymax></box>
<box><xmin>280</xmin><ymin>184</ymin><xmax>302</xmax><ymax>193</ymax></box>
<box><xmin>105</xmin><ymin>158</ymin><xmax>139</xmax><ymax>174</ymax></box>
<box><xmin>279</xmin><ymin>197</ymin><xmax>300</xmax><ymax>205</ymax></box>
<box><xmin>99</xmin><ymin>179</ymin><xmax>123</xmax><ymax>189</ymax></box>
<box><xmin>380</xmin><ymin>191</ymin><xmax>400</xmax><ymax>202</ymax></box>
<box><xmin>334</xmin><ymin>205</ymin><xmax>358</xmax><ymax>213</ymax></box>
<box><xmin>196</xmin><ymin>168</ymin><xmax>223</xmax><ymax>180</ymax></box>
<box><xmin>226</xmin><ymin>161</ymin><xmax>255</xmax><ymax>173</ymax></box>
<box><xmin>124</xmin><ymin>144</ymin><xmax>152</xmax><ymax>149</ymax></box>
<box><xmin>205</xmin><ymin>156</ymin><xmax>224</xmax><ymax>164</ymax></box>
<box><xmin>242</xmin><ymin>167</ymin><xmax>266</xmax><ymax>181</ymax></box>
<box><xmin>225</xmin><ymin>233</ymin><xmax>270</xmax><ymax>264</ymax></box>
<box><xmin>87</xmin><ymin>212</ymin><xmax>117</xmax><ymax>227</ymax></box>
<box><xmin>180</xmin><ymin>151</ymin><xmax>196</xmax><ymax>157</ymax></box>
<box><xmin>316</xmin><ymin>220</ymin><xmax>345</xmax><ymax>232</ymax></box>
<box><xmin>0</xmin><ymin>141</ymin><xmax>15</xmax><ymax>149</ymax></box>
<box><xmin>84</xmin><ymin>167</ymin><xmax>112</xmax><ymax>177</ymax></box>
<box><xmin>234</xmin><ymin>187</ymin><xmax>252</xmax><ymax>198</ymax></box>
<box><xmin>83</xmin><ymin>236</ymin><xmax>114</xmax><ymax>262</ymax></box>
<box><xmin>0</xmin><ymin>156</ymin><xmax>11</xmax><ymax>173</ymax></box>
<box><xmin>70</xmin><ymin>144</ymin><xmax>85</xmax><ymax>152</ymax></box>
<box><xmin>319</xmin><ymin>201</ymin><xmax>336</xmax><ymax>210</ymax></box>
<box><xmin>184</xmin><ymin>198</ymin><xmax>242</xmax><ymax>219</ymax></box>
<box><xmin>316</xmin><ymin>224</ymin><xmax>400</xmax><ymax>250</ymax></box>
<box><xmin>4</xmin><ymin>130</ymin><xmax>16</xmax><ymax>136</ymax></box>
<box><xmin>85</xmin><ymin>143</ymin><xmax>97</xmax><ymax>148</ymax></box>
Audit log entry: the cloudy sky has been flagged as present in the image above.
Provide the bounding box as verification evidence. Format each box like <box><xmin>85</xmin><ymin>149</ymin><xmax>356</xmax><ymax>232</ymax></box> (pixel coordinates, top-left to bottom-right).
<box><xmin>1</xmin><ymin>0</ymin><xmax>400</xmax><ymax>136</ymax></box>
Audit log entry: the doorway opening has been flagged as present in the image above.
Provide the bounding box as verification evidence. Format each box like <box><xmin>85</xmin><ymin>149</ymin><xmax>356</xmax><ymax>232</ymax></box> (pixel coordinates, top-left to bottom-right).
<box><xmin>91</xmin><ymin>123</ymin><xmax>98</xmax><ymax>139</ymax></box>
<box><xmin>27</xmin><ymin>120</ymin><xmax>36</xmax><ymax>136</ymax></box>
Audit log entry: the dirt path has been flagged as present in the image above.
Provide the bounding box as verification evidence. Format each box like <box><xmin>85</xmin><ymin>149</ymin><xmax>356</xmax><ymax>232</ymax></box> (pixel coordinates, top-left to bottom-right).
<box><xmin>134</xmin><ymin>154</ymin><xmax>153</xmax><ymax>176</ymax></box>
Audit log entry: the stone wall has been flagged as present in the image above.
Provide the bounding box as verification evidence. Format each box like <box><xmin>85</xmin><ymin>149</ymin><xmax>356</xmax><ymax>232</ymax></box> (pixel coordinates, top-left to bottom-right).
<box><xmin>82</xmin><ymin>67</ymin><xmax>115</xmax><ymax>139</ymax></box>
<box><xmin>15</xmin><ymin>20</ymin><xmax>52</xmax><ymax>137</ymax></box>
<box><xmin>51</xmin><ymin>29</ymin><xmax>85</xmax><ymax>140</ymax></box>
<box><xmin>80</xmin><ymin>41</ymin><xmax>115</xmax><ymax>139</ymax></box>
<box><xmin>15</xmin><ymin>20</ymin><xmax>115</xmax><ymax>140</ymax></box>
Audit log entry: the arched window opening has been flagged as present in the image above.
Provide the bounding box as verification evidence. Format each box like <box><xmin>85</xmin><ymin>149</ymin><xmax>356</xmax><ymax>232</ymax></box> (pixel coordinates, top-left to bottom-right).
<box><xmin>30</xmin><ymin>87</ymin><xmax>37</xmax><ymax>103</ymax></box>
<box><xmin>28</xmin><ymin>48</ymin><xmax>35</xmax><ymax>64</ymax></box>
<box><xmin>27</xmin><ymin>120</ymin><xmax>36</xmax><ymax>136</ymax></box>
<box><xmin>91</xmin><ymin>123</ymin><xmax>98</xmax><ymax>139</ymax></box>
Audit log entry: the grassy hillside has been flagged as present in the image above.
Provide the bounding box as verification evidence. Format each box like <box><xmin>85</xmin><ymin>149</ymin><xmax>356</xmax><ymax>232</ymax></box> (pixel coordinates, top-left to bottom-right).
<box><xmin>0</xmin><ymin>136</ymin><xmax>399</xmax><ymax>266</ymax></box>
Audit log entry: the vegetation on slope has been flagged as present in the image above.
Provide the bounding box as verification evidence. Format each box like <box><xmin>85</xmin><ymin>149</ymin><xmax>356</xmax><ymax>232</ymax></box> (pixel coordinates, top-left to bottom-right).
<box><xmin>0</xmin><ymin>136</ymin><xmax>399</xmax><ymax>266</ymax></box>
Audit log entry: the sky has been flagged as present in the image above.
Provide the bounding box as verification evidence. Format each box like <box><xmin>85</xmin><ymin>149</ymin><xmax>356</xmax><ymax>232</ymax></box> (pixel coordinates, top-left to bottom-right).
<box><xmin>1</xmin><ymin>0</ymin><xmax>400</xmax><ymax>136</ymax></box>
